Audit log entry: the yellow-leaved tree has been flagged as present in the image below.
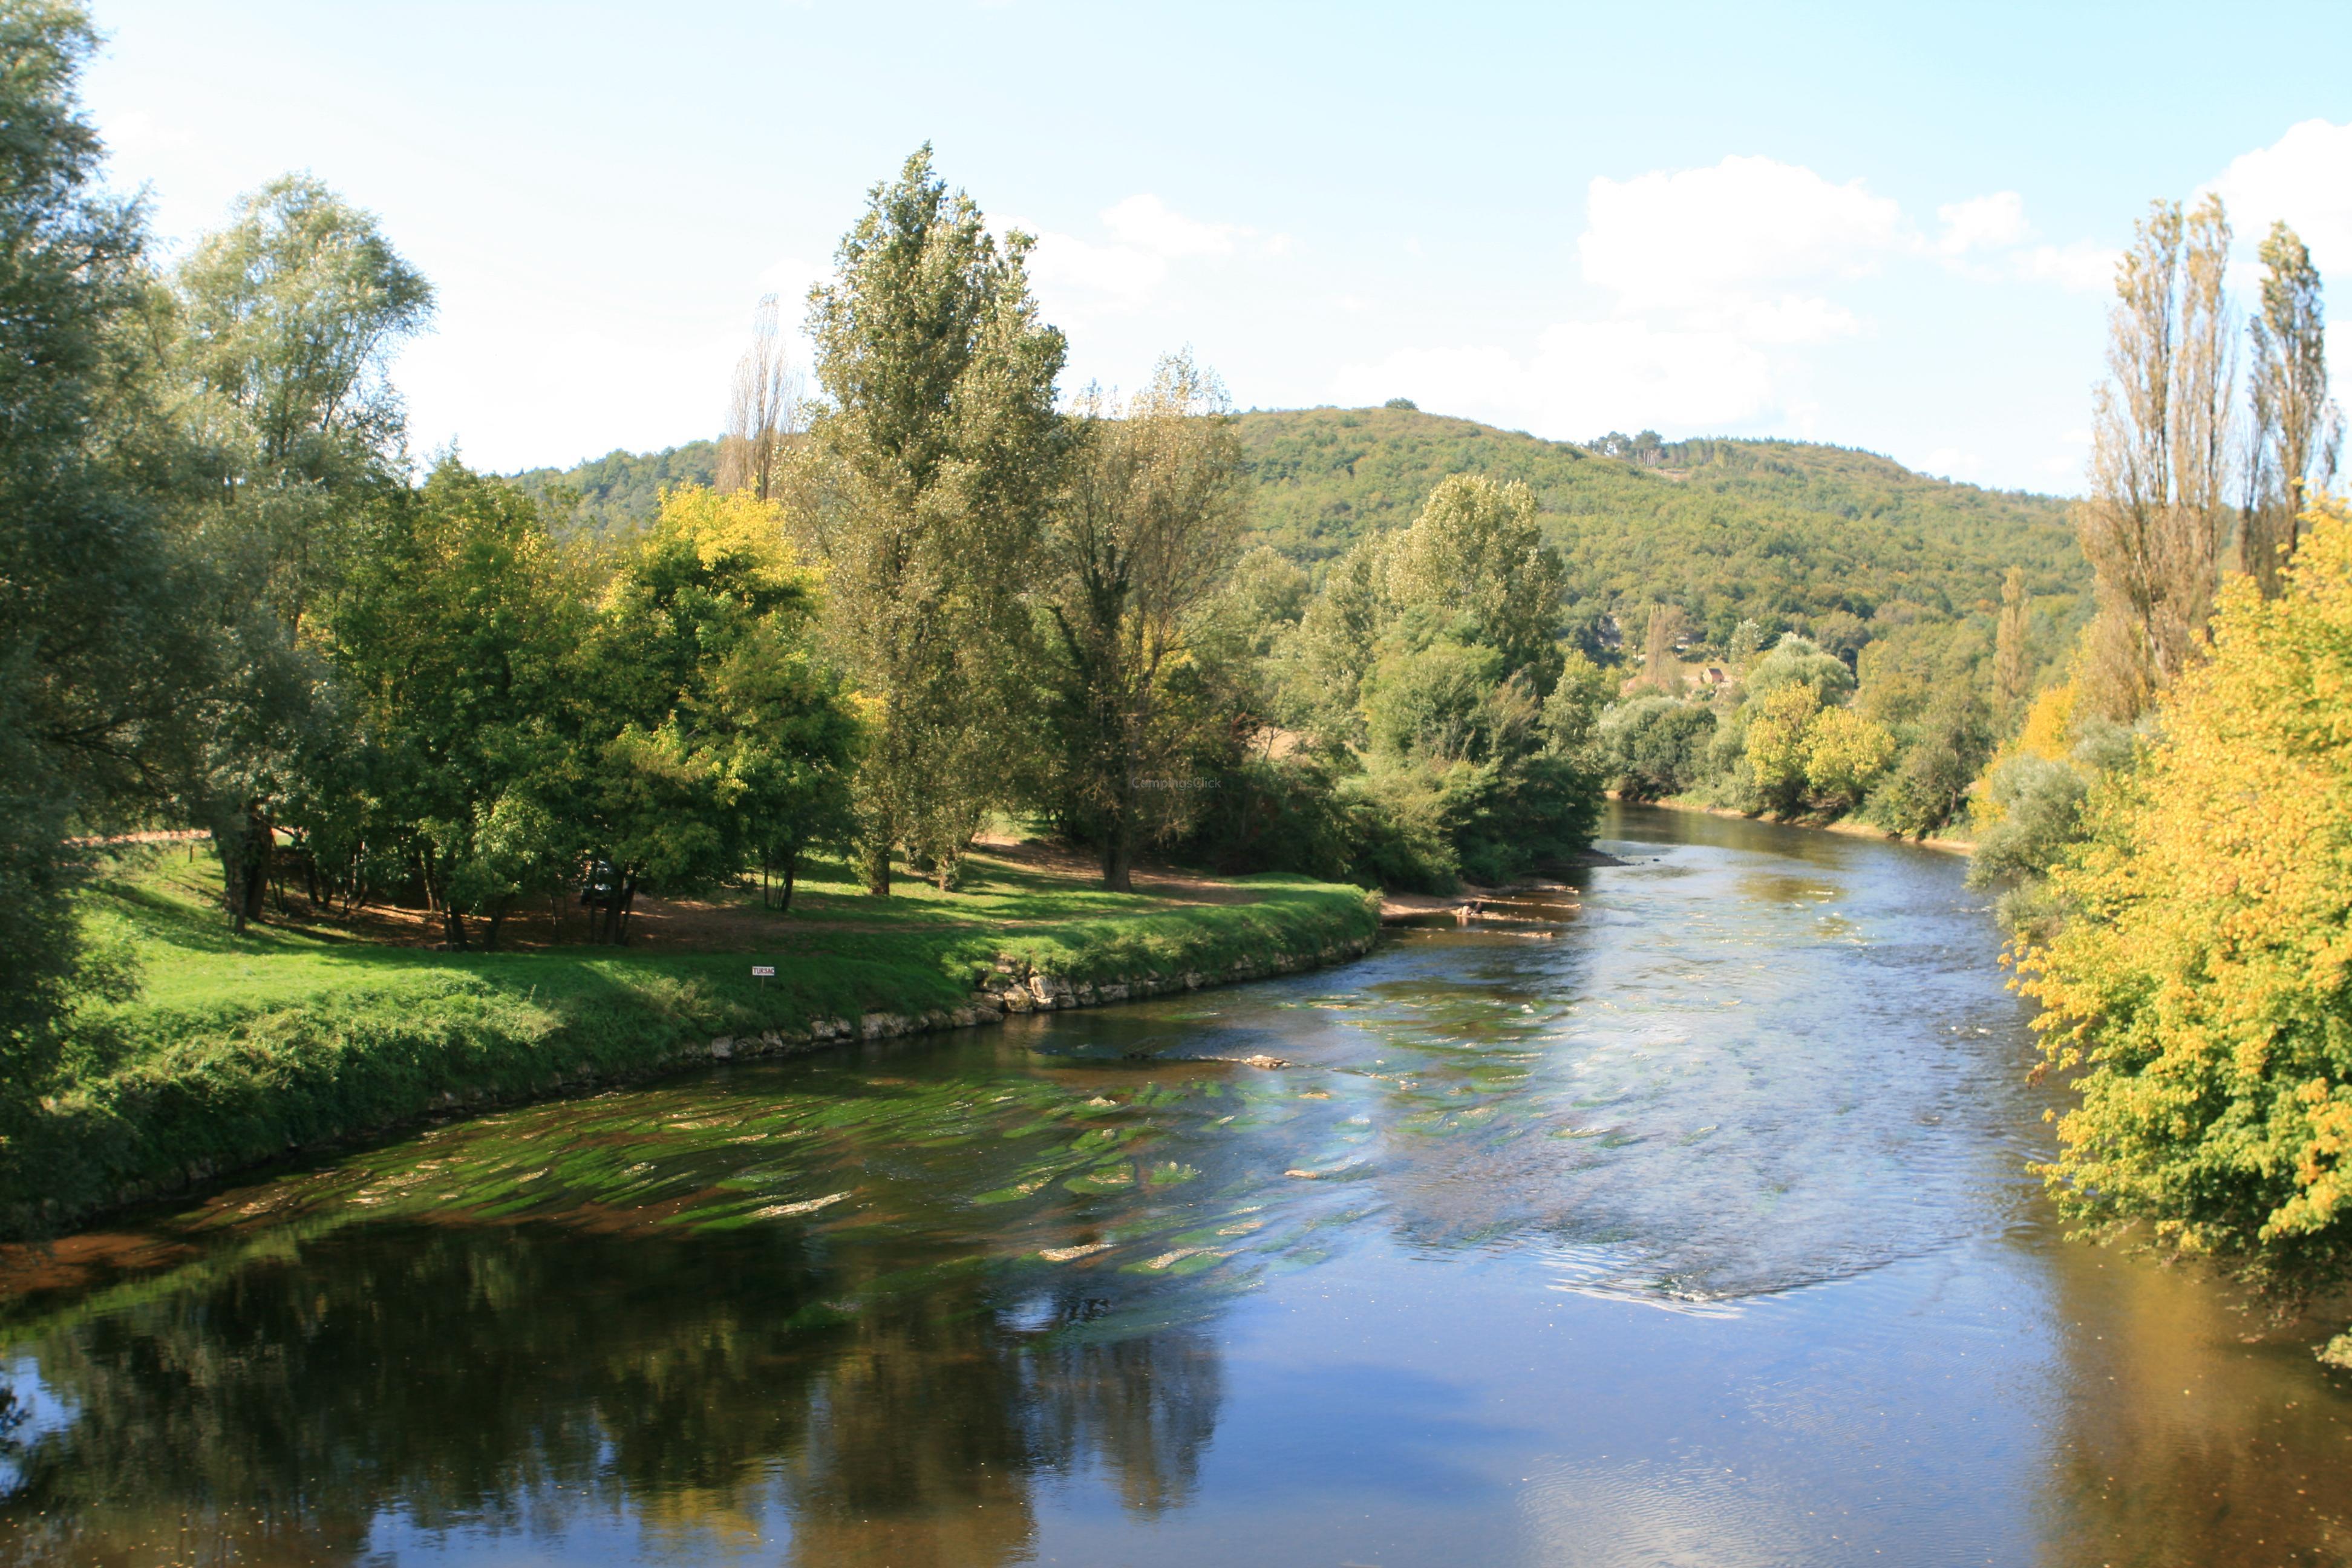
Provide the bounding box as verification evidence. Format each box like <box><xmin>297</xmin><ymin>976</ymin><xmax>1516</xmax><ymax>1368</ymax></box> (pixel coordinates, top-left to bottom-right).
<box><xmin>2019</xmin><ymin>503</ymin><xmax>2352</xmax><ymax>1322</ymax></box>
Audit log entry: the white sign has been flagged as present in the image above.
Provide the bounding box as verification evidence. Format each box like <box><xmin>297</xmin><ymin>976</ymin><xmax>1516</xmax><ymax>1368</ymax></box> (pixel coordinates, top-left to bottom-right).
<box><xmin>751</xmin><ymin>965</ymin><xmax>776</xmax><ymax>978</ymax></box>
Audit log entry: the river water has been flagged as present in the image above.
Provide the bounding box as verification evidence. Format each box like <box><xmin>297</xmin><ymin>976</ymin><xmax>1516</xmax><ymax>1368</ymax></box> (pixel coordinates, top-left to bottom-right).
<box><xmin>3</xmin><ymin>804</ymin><xmax>2348</xmax><ymax>1567</ymax></box>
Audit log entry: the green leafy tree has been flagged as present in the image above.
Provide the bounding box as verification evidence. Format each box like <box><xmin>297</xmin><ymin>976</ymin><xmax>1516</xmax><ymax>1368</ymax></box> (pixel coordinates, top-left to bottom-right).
<box><xmin>170</xmin><ymin>174</ymin><xmax>434</xmax><ymax>927</ymax></box>
<box><xmin>1380</xmin><ymin>475</ymin><xmax>1569</xmax><ymax>684</ymax></box>
<box><xmin>323</xmin><ymin>461</ymin><xmax>577</xmax><ymax>949</ymax></box>
<box><xmin>807</xmin><ymin>146</ymin><xmax>1065</xmax><ymax>893</ymax></box>
<box><xmin>1289</xmin><ymin>475</ymin><xmax>1597</xmax><ymax>885</ymax></box>
<box><xmin>1801</xmin><ymin>706</ymin><xmax>1896</xmax><ymax>812</ymax></box>
<box><xmin>1599</xmin><ymin>697</ymin><xmax>1716</xmax><ymax>800</ymax></box>
<box><xmin>0</xmin><ymin>1</ymin><xmax>195</xmax><ymax>1082</ymax></box>
<box><xmin>1865</xmin><ymin>684</ymin><xmax>1993</xmax><ymax>837</ymax></box>
<box><xmin>1042</xmin><ymin>353</ymin><xmax>1248</xmax><ymax>889</ymax></box>
<box><xmin>577</xmin><ymin>487</ymin><xmax>854</xmax><ymax>941</ymax></box>
<box><xmin>1965</xmin><ymin>754</ymin><xmax>2090</xmax><ymax>939</ymax></box>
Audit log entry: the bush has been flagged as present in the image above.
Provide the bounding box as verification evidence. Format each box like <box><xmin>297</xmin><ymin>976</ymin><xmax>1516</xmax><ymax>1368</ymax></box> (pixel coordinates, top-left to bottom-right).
<box><xmin>2020</xmin><ymin>510</ymin><xmax>2352</xmax><ymax>1302</ymax></box>
<box><xmin>1967</xmin><ymin>755</ymin><xmax>2088</xmax><ymax>890</ymax></box>
<box><xmin>1800</xmin><ymin>707</ymin><xmax>1895</xmax><ymax>812</ymax></box>
<box><xmin>1599</xmin><ymin>697</ymin><xmax>1716</xmax><ymax>800</ymax></box>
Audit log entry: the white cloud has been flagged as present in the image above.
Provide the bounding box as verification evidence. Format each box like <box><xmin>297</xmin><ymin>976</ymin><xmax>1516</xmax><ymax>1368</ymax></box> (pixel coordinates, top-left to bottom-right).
<box><xmin>1734</xmin><ymin>295</ymin><xmax>1863</xmax><ymax>345</ymax></box>
<box><xmin>1332</xmin><ymin>318</ymin><xmax>1776</xmax><ymax>438</ymax></box>
<box><xmin>2207</xmin><ymin>118</ymin><xmax>2352</xmax><ymax>273</ymax></box>
<box><xmin>1923</xmin><ymin>445</ymin><xmax>1987</xmax><ymax>481</ymax></box>
<box><xmin>2013</xmin><ymin>241</ymin><xmax>2114</xmax><ymax>293</ymax></box>
<box><xmin>1023</xmin><ymin>194</ymin><xmax>1256</xmax><ymax>315</ymax></box>
<box><xmin>1333</xmin><ymin>156</ymin><xmax>1898</xmax><ymax>434</ymax></box>
<box><xmin>1581</xmin><ymin>155</ymin><xmax>1905</xmax><ymax>313</ymax></box>
<box><xmin>103</xmin><ymin>110</ymin><xmax>191</xmax><ymax>155</ymax></box>
<box><xmin>1100</xmin><ymin>194</ymin><xmax>1238</xmax><ymax>258</ymax></box>
<box><xmin>1329</xmin><ymin>154</ymin><xmax>2106</xmax><ymax>446</ymax></box>
<box><xmin>1936</xmin><ymin>191</ymin><xmax>2029</xmax><ymax>255</ymax></box>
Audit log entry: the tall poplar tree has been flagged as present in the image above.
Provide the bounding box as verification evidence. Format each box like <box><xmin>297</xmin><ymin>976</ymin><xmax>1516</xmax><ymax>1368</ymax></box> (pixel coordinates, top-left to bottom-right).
<box><xmin>806</xmin><ymin>147</ymin><xmax>1066</xmax><ymax>893</ymax></box>
<box><xmin>1993</xmin><ymin>566</ymin><xmax>2030</xmax><ymax>714</ymax></box>
<box><xmin>2079</xmin><ymin>195</ymin><xmax>2236</xmax><ymax>718</ymax></box>
<box><xmin>2242</xmin><ymin>221</ymin><xmax>2340</xmax><ymax>598</ymax></box>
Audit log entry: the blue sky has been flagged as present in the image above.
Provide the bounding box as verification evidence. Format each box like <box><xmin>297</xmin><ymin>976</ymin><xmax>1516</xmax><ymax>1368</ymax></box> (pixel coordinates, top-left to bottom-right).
<box><xmin>80</xmin><ymin>1</ymin><xmax>2352</xmax><ymax>493</ymax></box>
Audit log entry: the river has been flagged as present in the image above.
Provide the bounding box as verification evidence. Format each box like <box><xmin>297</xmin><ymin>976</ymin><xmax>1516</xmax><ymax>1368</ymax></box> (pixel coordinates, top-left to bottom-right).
<box><xmin>2</xmin><ymin>803</ymin><xmax>2347</xmax><ymax>1567</ymax></box>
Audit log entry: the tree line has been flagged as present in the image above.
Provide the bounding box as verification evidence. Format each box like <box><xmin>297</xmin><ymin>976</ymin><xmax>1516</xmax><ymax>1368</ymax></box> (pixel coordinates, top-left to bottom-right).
<box><xmin>1</xmin><ymin>9</ymin><xmax>1613</xmax><ymax>1120</ymax></box>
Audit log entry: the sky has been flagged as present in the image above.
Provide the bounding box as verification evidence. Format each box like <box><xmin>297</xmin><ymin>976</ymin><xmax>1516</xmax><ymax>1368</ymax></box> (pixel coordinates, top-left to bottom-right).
<box><xmin>78</xmin><ymin>0</ymin><xmax>2352</xmax><ymax>495</ymax></box>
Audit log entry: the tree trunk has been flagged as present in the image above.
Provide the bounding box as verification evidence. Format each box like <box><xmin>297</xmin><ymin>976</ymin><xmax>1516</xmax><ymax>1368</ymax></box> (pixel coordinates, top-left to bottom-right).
<box><xmin>1102</xmin><ymin>824</ymin><xmax>1133</xmax><ymax>892</ymax></box>
<box><xmin>483</xmin><ymin>899</ymin><xmax>508</xmax><ymax>952</ymax></box>
<box><xmin>862</xmin><ymin>830</ymin><xmax>892</xmax><ymax>897</ymax></box>
<box><xmin>214</xmin><ymin>807</ymin><xmax>271</xmax><ymax>933</ymax></box>
<box><xmin>442</xmin><ymin>906</ymin><xmax>468</xmax><ymax>949</ymax></box>
<box><xmin>214</xmin><ymin>829</ymin><xmax>249</xmax><ymax>936</ymax></box>
<box><xmin>606</xmin><ymin>874</ymin><xmax>638</xmax><ymax>946</ymax></box>
<box><xmin>779</xmin><ymin>846</ymin><xmax>798</xmax><ymax>912</ymax></box>
<box><xmin>240</xmin><ymin>808</ymin><xmax>270</xmax><ymax>922</ymax></box>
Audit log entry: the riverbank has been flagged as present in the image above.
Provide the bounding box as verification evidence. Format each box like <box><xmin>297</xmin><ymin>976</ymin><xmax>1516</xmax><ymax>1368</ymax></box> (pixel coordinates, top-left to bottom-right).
<box><xmin>1614</xmin><ymin>792</ymin><xmax>1975</xmax><ymax>854</ymax></box>
<box><xmin>17</xmin><ymin>848</ymin><xmax>1380</xmax><ymax>1238</ymax></box>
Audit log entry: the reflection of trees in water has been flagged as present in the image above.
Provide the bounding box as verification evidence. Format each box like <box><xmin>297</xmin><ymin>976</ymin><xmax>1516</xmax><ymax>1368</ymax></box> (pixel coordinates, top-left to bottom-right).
<box><xmin>0</xmin><ymin>1220</ymin><xmax>1224</xmax><ymax>1567</ymax></box>
<box><xmin>2034</xmin><ymin>1241</ymin><xmax>2352</xmax><ymax>1568</ymax></box>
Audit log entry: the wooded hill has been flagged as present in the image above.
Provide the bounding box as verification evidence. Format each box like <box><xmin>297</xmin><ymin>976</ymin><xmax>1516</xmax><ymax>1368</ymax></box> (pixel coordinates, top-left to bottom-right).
<box><xmin>1240</xmin><ymin>407</ymin><xmax>2085</xmax><ymax>641</ymax></box>
<box><xmin>508</xmin><ymin>407</ymin><xmax>2088</xmax><ymax>645</ymax></box>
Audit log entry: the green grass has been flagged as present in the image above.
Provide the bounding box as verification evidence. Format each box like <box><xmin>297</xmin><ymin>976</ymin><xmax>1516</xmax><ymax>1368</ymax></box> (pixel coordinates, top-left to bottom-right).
<box><xmin>19</xmin><ymin>848</ymin><xmax>1379</xmax><ymax>1238</ymax></box>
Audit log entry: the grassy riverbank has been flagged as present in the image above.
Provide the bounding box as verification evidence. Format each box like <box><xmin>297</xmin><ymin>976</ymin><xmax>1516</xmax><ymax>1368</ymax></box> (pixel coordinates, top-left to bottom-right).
<box><xmin>19</xmin><ymin>848</ymin><xmax>1379</xmax><ymax>1236</ymax></box>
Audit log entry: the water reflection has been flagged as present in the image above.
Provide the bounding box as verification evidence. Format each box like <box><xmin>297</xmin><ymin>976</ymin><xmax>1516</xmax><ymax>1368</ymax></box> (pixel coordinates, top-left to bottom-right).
<box><xmin>0</xmin><ymin>804</ymin><xmax>2347</xmax><ymax>1566</ymax></box>
<box><xmin>0</xmin><ymin>1219</ymin><xmax>1226</xmax><ymax>1566</ymax></box>
<box><xmin>2035</xmin><ymin>1240</ymin><xmax>2352</xmax><ymax>1567</ymax></box>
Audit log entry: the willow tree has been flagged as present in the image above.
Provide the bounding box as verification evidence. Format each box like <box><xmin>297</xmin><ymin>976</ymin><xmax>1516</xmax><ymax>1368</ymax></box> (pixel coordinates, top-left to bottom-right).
<box><xmin>0</xmin><ymin>0</ymin><xmax>191</xmax><ymax>1078</ymax></box>
<box><xmin>1043</xmin><ymin>353</ymin><xmax>1248</xmax><ymax>890</ymax></box>
<box><xmin>806</xmin><ymin>148</ymin><xmax>1065</xmax><ymax>893</ymax></box>
<box><xmin>2079</xmin><ymin>195</ymin><xmax>2235</xmax><ymax>718</ymax></box>
<box><xmin>174</xmin><ymin>173</ymin><xmax>434</xmax><ymax>926</ymax></box>
<box><xmin>2241</xmin><ymin>221</ymin><xmax>2340</xmax><ymax>598</ymax></box>
<box><xmin>177</xmin><ymin>172</ymin><xmax>433</xmax><ymax>629</ymax></box>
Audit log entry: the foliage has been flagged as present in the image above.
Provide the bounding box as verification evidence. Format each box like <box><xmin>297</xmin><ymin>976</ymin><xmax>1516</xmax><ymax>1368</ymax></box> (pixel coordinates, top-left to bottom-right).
<box><xmin>1039</xmin><ymin>353</ymin><xmax>1248</xmax><ymax>889</ymax></box>
<box><xmin>508</xmin><ymin>440</ymin><xmax>719</xmax><ymax>540</ymax></box>
<box><xmin>1742</xmin><ymin>682</ymin><xmax>1821</xmax><ymax>816</ymax></box>
<box><xmin>168</xmin><ymin>171</ymin><xmax>434</xmax><ymax>930</ymax></box>
<box><xmin>576</xmin><ymin>485</ymin><xmax>857</xmax><ymax>938</ymax></box>
<box><xmin>1280</xmin><ymin>475</ymin><xmax>1602</xmax><ymax>885</ymax></box>
<box><xmin>1236</xmin><ymin>407</ymin><xmax>2085</xmax><ymax>639</ymax></box>
<box><xmin>1598</xmin><ymin>696</ymin><xmax>1715</xmax><ymax>801</ymax></box>
<box><xmin>0</xmin><ymin>0</ymin><xmax>195</xmax><ymax>1092</ymax></box>
<box><xmin>2019</xmin><ymin>509</ymin><xmax>2352</xmax><ymax>1299</ymax></box>
<box><xmin>540</xmin><ymin>405</ymin><xmax>2088</xmax><ymax>654</ymax></box>
<box><xmin>1801</xmin><ymin>706</ymin><xmax>1895</xmax><ymax>813</ymax></box>
<box><xmin>806</xmin><ymin>145</ymin><xmax>1067</xmax><ymax>893</ymax></box>
<box><xmin>2243</xmin><ymin>221</ymin><xmax>2340</xmax><ymax>597</ymax></box>
<box><xmin>320</xmin><ymin>460</ymin><xmax>580</xmax><ymax>948</ymax></box>
<box><xmin>2078</xmin><ymin>194</ymin><xmax>2234</xmax><ymax>716</ymax></box>
<box><xmin>1965</xmin><ymin>754</ymin><xmax>2089</xmax><ymax>939</ymax></box>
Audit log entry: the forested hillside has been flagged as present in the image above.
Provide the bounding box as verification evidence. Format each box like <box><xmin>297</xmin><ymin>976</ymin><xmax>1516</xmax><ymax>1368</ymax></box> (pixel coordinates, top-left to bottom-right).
<box><xmin>1239</xmin><ymin>407</ymin><xmax>2085</xmax><ymax>637</ymax></box>
<box><xmin>514</xmin><ymin>408</ymin><xmax>2085</xmax><ymax>642</ymax></box>
<box><xmin>508</xmin><ymin>439</ymin><xmax>717</xmax><ymax>539</ymax></box>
